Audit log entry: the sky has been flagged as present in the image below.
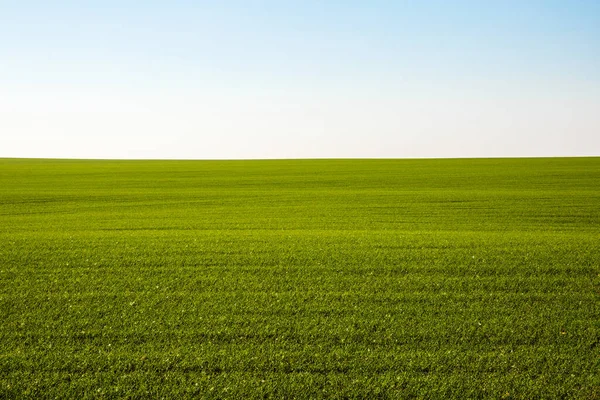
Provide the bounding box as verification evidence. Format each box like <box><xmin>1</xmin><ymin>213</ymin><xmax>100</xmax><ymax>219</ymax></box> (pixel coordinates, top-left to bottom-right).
<box><xmin>1</xmin><ymin>1</ymin><xmax>599</xmax><ymax>159</ymax></box>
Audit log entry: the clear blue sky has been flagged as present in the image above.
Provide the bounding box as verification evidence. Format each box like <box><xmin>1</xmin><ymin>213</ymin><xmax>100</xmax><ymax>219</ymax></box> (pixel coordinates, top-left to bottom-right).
<box><xmin>1</xmin><ymin>1</ymin><xmax>599</xmax><ymax>159</ymax></box>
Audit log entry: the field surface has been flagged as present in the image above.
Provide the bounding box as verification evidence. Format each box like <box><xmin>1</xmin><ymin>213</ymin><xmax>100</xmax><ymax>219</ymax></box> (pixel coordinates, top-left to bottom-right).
<box><xmin>1</xmin><ymin>158</ymin><xmax>599</xmax><ymax>399</ymax></box>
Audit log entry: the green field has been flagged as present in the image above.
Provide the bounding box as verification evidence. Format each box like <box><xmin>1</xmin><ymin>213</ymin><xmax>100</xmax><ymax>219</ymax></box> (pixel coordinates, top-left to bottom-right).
<box><xmin>1</xmin><ymin>158</ymin><xmax>599</xmax><ymax>399</ymax></box>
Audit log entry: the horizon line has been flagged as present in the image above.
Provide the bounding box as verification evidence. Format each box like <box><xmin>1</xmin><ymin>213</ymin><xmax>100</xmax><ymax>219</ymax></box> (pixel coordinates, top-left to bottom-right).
<box><xmin>2</xmin><ymin>155</ymin><xmax>599</xmax><ymax>162</ymax></box>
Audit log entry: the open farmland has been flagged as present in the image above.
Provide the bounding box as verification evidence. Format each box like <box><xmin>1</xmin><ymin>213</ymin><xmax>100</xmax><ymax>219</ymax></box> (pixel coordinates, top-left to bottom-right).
<box><xmin>1</xmin><ymin>157</ymin><xmax>599</xmax><ymax>398</ymax></box>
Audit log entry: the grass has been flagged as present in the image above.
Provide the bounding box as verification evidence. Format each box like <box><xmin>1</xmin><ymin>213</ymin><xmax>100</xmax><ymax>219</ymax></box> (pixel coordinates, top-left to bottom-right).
<box><xmin>1</xmin><ymin>157</ymin><xmax>599</xmax><ymax>399</ymax></box>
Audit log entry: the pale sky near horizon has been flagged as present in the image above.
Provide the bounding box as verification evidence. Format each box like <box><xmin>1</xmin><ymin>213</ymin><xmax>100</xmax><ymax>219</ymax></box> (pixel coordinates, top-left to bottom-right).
<box><xmin>1</xmin><ymin>1</ymin><xmax>599</xmax><ymax>159</ymax></box>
